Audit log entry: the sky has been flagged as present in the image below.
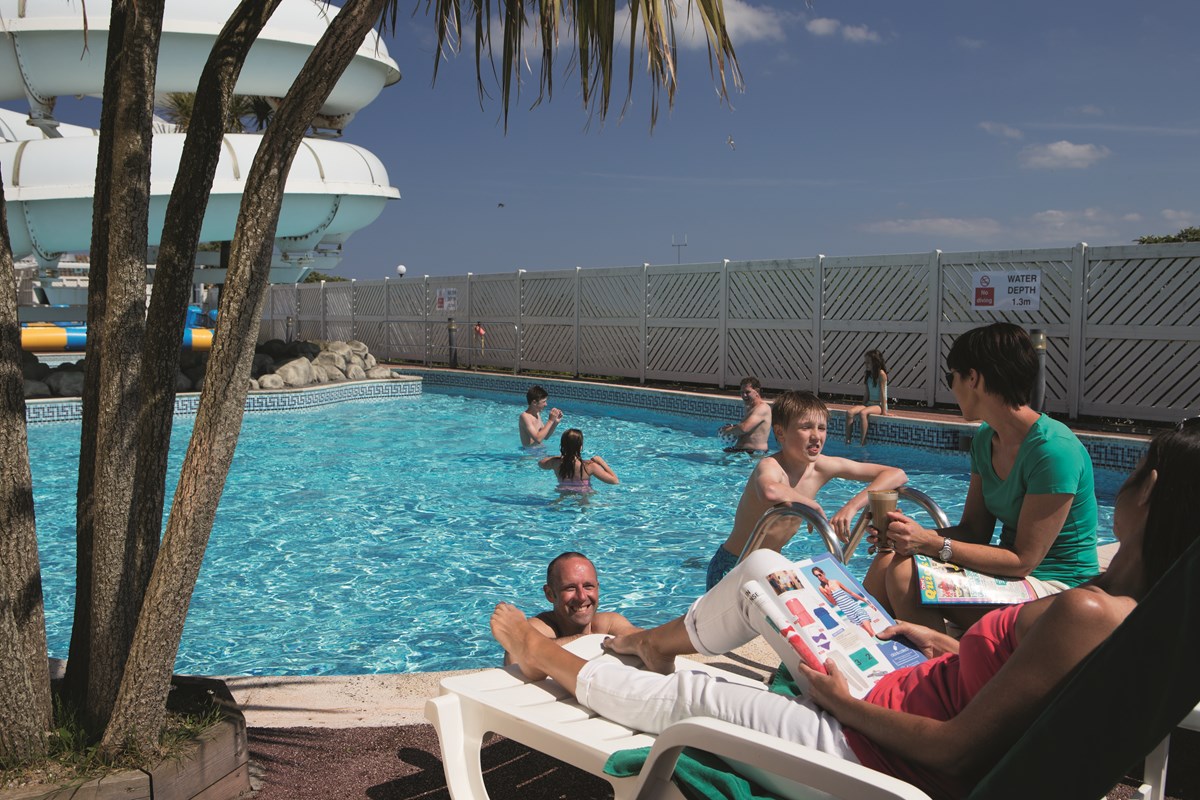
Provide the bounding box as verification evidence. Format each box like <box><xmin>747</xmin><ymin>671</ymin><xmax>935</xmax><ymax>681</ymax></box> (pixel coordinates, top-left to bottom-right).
<box><xmin>6</xmin><ymin>0</ymin><xmax>1198</xmax><ymax>280</ymax></box>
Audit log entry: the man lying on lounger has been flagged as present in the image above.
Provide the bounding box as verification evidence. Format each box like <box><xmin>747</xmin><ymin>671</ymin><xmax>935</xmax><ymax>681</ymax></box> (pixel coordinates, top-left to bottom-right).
<box><xmin>502</xmin><ymin>552</ymin><xmax>639</xmax><ymax>665</ymax></box>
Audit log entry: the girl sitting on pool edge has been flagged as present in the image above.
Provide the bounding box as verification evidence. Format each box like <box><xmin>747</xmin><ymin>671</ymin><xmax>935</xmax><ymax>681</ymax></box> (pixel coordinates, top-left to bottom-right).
<box><xmin>540</xmin><ymin>428</ymin><xmax>619</xmax><ymax>493</ymax></box>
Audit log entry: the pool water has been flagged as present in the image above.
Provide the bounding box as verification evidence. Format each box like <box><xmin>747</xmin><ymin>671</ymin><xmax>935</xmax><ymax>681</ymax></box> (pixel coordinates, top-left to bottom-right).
<box><xmin>28</xmin><ymin>388</ymin><xmax>1125</xmax><ymax>675</ymax></box>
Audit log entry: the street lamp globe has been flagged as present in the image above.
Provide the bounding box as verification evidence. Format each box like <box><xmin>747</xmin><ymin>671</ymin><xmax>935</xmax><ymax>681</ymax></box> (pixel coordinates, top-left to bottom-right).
<box><xmin>396</xmin><ymin>264</ymin><xmax>407</xmax><ymax>277</ymax></box>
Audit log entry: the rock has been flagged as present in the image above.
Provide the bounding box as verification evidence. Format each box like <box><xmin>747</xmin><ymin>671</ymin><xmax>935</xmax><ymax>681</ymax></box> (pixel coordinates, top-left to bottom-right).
<box><xmin>249</xmin><ymin>378</ymin><xmax>259</xmax><ymax>390</ymax></box>
<box><xmin>310</xmin><ymin>364</ymin><xmax>330</xmax><ymax>383</ymax></box>
<box><xmin>314</xmin><ymin>350</ymin><xmax>346</xmax><ymax>373</ymax></box>
<box><xmin>193</xmin><ymin>374</ymin><xmax>205</xmax><ymax>392</ymax></box>
<box><xmin>45</xmin><ymin>370</ymin><xmax>85</xmax><ymax>396</ymax></box>
<box><xmin>258</xmin><ymin>373</ymin><xmax>285</xmax><ymax>389</ymax></box>
<box><xmin>325</xmin><ymin>340</ymin><xmax>353</xmax><ymax>359</ymax></box>
<box><xmin>275</xmin><ymin>357</ymin><xmax>315</xmax><ymax>387</ymax></box>
<box><xmin>283</xmin><ymin>340</ymin><xmax>320</xmax><ymax>360</ymax></box>
<box><xmin>184</xmin><ymin>365</ymin><xmax>206</xmax><ymax>385</ymax></box>
<box><xmin>346</xmin><ymin>364</ymin><xmax>366</xmax><ymax>381</ymax></box>
<box><xmin>24</xmin><ymin>379</ymin><xmax>50</xmax><ymax>398</ymax></box>
<box><xmin>258</xmin><ymin>339</ymin><xmax>288</xmax><ymax>358</ymax></box>
<box><xmin>347</xmin><ymin>340</ymin><xmax>369</xmax><ymax>357</ymax></box>
<box><xmin>365</xmin><ymin>366</ymin><xmax>394</xmax><ymax>379</ymax></box>
<box><xmin>251</xmin><ymin>353</ymin><xmax>275</xmax><ymax>378</ymax></box>
<box><xmin>323</xmin><ymin>364</ymin><xmax>347</xmax><ymax>382</ymax></box>
<box><xmin>175</xmin><ymin>371</ymin><xmax>193</xmax><ymax>391</ymax></box>
<box><xmin>364</xmin><ymin>354</ymin><xmax>377</xmax><ymax>369</ymax></box>
<box><xmin>348</xmin><ymin>354</ymin><xmax>365</xmax><ymax>371</ymax></box>
<box><xmin>23</xmin><ymin>360</ymin><xmax>51</xmax><ymax>381</ymax></box>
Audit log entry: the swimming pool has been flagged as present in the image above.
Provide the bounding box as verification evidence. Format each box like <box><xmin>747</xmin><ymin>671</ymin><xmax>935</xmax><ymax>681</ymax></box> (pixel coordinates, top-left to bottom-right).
<box><xmin>29</xmin><ymin>387</ymin><xmax>1126</xmax><ymax>675</ymax></box>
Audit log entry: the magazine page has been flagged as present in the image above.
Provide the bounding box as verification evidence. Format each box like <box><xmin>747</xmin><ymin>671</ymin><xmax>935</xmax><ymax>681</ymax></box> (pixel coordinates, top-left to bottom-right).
<box><xmin>742</xmin><ymin>553</ymin><xmax>925</xmax><ymax>699</ymax></box>
<box><xmin>914</xmin><ymin>555</ymin><xmax>1038</xmax><ymax>606</ymax></box>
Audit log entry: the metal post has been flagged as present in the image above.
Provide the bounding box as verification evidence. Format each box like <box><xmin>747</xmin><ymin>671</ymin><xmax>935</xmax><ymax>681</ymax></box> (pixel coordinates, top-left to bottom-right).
<box><xmin>320</xmin><ymin>280</ymin><xmax>326</xmax><ymax>341</ymax></box>
<box><xmin>1030</xmin><ymin>328</ymin><xmax>1048</xmax><ymax>412</ymax></box>
<box><xmin>448</xmin><ymin>317</ymin><xmax>458</xmax><ymax>368</ymax></box>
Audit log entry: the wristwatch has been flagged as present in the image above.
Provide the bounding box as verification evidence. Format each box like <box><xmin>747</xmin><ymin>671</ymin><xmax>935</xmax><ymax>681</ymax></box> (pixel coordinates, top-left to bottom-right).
<box><xmin>937</xmin><ymin>537</ymin><xmax>953</xmax><ymax>563</ymax></box>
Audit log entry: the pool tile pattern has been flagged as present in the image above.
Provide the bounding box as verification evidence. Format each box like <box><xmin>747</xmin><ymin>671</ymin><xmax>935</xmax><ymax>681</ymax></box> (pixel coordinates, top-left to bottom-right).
<box><xmin>25</xmin><ymin>377</ymin><xmax>422</xmax><ymax>424</ymax></box>
<box><xmin>398</xmin><ymin>369</ymin><xmax>1149</xmax><ymax>471</ymax></box>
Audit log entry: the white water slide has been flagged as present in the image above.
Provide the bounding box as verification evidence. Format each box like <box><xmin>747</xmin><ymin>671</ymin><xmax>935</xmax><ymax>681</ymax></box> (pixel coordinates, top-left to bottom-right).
<box><xmin>0</xmin><ymin>0</ymin><xmax>400</xmax><ymax>283</ymax></box>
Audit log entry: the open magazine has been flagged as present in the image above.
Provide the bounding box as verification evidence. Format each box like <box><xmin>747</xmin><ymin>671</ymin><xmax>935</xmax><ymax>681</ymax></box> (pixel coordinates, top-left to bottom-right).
<box><xmin>913</xmin><ymin>555</ymin><xmax>1038</xmax><ymax>606</ymax></box>
<box><xmin>742</xmin><ymin>553</ymin><xmax>925</xmax><ymax>698</ymax></box>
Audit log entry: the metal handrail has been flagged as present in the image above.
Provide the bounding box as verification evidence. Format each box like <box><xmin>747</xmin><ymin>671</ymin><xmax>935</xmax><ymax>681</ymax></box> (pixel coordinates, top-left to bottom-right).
<box><xmin>421</xmin><ymin>319</ymin><xmax>520</xmax><ymax>373</ymax></box>
<box><xmin>736</xmin><ymin>486</ymin><xmax>951</xmax><ymax>566</ymax></box>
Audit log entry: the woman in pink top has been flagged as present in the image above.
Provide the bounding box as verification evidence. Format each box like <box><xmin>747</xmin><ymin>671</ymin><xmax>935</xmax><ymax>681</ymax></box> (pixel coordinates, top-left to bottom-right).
<box><xmin>496</xmin><ymin>423</ymin><xmax>1199</xmax><ymax>798</ymax></box>
<box><xmin>539</xmin><ymin>428</ymin><xmax>619</xmax><ymax>494</ymax></box>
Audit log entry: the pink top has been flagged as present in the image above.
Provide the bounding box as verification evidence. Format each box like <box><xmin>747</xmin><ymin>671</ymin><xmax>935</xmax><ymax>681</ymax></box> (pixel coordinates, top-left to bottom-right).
<box><xmin>843</xmin><ymin>604</ymin><xmax>1023</xmax><ymax>800</ymax></box>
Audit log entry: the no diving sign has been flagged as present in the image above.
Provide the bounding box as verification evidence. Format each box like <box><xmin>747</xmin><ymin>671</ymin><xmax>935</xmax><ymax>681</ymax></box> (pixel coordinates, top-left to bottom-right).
<box><xmin>971</xmin><ymin>270</ymin><xmax>1041</xmax><ymax>311</ymax></box>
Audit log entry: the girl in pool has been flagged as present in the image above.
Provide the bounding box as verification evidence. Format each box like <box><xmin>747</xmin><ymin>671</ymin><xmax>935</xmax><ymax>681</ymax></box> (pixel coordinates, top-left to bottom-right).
<box><xmin>493</xmin><ymin>423</ymin><xmax>1200</xmax><ymax>799</ymax></box>
<box><xmin>539</xmin><ymin>428</ymin><xmax>619</xmax><ymax>493</ymax></box>
<box><xmin>845</xmin><ymin>349</ymin><xmax>888</xmax><ymax>445</ymax></box>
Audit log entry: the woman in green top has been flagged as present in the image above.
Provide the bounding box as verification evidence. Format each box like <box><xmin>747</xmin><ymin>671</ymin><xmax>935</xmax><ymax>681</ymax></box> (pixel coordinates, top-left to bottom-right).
<box><xmin>864</xmin><ymin>322</ymin><xmax>1099</xmax><ymax>633</ymax></box>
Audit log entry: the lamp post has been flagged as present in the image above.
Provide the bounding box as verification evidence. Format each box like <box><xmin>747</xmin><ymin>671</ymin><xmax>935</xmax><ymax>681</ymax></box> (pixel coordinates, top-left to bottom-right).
<box><xmin>1030</xmin><ymin>328</ymin><xmax>1048</xmax><ymax>412</ymax></box>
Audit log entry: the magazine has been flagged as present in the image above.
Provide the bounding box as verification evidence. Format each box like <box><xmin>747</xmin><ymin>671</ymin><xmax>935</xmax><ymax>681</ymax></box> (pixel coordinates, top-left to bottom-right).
<box><xmin>913</xmin><ymin>555</ymin><xmax>1038</xmax><ymax>606</ymax></box>
<box><xmin>742</xmin><ymin>553</ymin><xmax>925</xmax><ymax>698</ymax></box>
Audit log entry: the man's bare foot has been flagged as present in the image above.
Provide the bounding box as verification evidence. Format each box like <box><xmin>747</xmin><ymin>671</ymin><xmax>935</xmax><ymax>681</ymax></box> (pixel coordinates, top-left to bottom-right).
<box><xmin>602</xmin><ymin>629</ymin><xmax>676</xmax><ymax>674</ymax></box>
<box><xmin>491</xmin><ymin>602</ymin><xmax>540</xmax><ymax>670</ymax></box>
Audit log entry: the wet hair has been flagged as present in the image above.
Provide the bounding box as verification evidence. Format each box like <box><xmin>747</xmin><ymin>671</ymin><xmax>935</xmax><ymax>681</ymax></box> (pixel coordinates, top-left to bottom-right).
<box><xmin>1128</xmin><ymin>424</ymin><xmax>1200</xmax><ymax>588</ymax></box>
<box><xmin>772</xmin><ymin>391</ymin><xmax>828</xmax><ymax>430</ymax></box>
<box><xmin>546</xmin><ymin>551</ymin><xmax>592</xmax><ymax>587</ymax></box>
<box><xmin>557</xmin><ymin>428</ymin><xmax>584</xmax><ymax>481</ymax></box>
<box><xmin>526</xmin><ymin>385</ymin><xmax>548</xmax><ymax>404</ymax></box>
<box><xmin>863</xmin><ymin>350</ymin><xmax>887</xmax><ymax>383</ymax></box>
<box><xmin>946</xmin><ymin>322</ymin><xmax>1037</xmax><ymax>408</ymax></box>
<box><xmin>739</xmin><ymin>376</ymin><xmax>762</xmax><ymax>392</ymax></box>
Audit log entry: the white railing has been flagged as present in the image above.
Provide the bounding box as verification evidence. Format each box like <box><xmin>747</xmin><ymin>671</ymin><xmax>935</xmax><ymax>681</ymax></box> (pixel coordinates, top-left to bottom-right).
<box><xmin>260</xmin><ymin>242</ymin><xmax>1200</xmax><ymax>423</ymax></box>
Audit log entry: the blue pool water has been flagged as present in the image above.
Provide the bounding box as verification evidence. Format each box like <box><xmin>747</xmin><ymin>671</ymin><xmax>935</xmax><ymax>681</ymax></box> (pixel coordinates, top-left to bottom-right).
<box><xmin>29</xmin><ymin>388</ymin><xmax>1125</xmax><ymax>675</ymax></box>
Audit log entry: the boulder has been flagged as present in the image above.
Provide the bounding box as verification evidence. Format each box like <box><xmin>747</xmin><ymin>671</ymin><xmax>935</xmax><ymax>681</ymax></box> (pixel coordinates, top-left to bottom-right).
<box><xmin>325</xmin><ymin>340</ymin><xmax>353</xmax><ymax>359</ymax></box>
<box><xmin>310</xmin><ymin>363</ymin><xmax>330</xmax><ymax>384</ymax></box>
<box><xmin>184</xmin><ymin>365</ymin><xmax>206</xmax><ymax>385</ymax></box>
<box><xmin>323</xmin><ymin>364</ymin><xmax>347</xmax><ymax>382</ymax></box>
<box><xmin>347</xmin><ymin>340</ymin><xmax>369</xmax><ymax>357</ymax></box>
<box><xmin>283</xmin><ymin>340</ymin><xmax>320</xmax><ymax>360</ymax></box>
<box><xmin>175</xmin><ymin>371</ymin><xmax>193</xmax><ymax>391</ymax></box>
<box><xmin>314</xmin><ymin>350</ymin><xmax>346</xmax><ymax>373</ymax></box>
<box><xmin>258</xmin><ymin>339</ymin><xmax>288</xmax><ymax>358</ymax></box>
<box><xmin>366</xmin><ymin>366</ymin><xmax>394</xmax><ymax>379</ymax></box>
<box><xmin>24</xmin><ymin>379</ymin><xmax>50</xmax><ymax>398</ymax></box>
<box><xmin>23</xmin><ymin>360</ymin><xmax>51</xmax><ymax>381</ymax></box>
<box><xmin>249</xmin><ymin>378</ymin><xmax>259</xmax><ymax>391</ymax></box>
<box><xmin>45</xmin><ymin>370</ymin><xmax>85</xmax><ymax>396</ymax></box>
<box><xmin>251</xmin><ymin>352</ymin><xmax>275</xmax><ymax>378</ymax></box>
<box><xmin>348</xmin><ymin>354</ymin><xmax>366</xmax><ymax>371</ymax></box>
<box><xmin>346</xmin><ymin>363</ymin><xmax>366</xmax><ymax>381</ymax></box>
<box><xmin>258</xmin><ymin>373</ymin><xmax>285</xmax><ymax>389</ymax></box>
<box><xmin>275</xmin><ymin>357</ymin><xmax>315</xmax><ymax>387</ymax></box>
<box><xmin>364</xmin><ymin>353</ymin><xmax>377</xmax><ymax>369</ymax></box>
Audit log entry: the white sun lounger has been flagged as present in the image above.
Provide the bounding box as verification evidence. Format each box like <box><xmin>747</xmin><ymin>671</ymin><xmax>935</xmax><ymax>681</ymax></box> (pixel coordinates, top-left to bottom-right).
<box><xmin>424</xmin><ymin>634</ymin><xmax>929</xmax><ymax>800</ymax></box>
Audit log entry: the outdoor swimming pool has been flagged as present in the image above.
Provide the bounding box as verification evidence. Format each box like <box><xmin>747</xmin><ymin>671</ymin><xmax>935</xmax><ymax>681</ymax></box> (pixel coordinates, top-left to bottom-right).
<box><xmin>29</xmin><ymin>387</ymin><xmax>1126</xmax><ymax>675</ymax></box>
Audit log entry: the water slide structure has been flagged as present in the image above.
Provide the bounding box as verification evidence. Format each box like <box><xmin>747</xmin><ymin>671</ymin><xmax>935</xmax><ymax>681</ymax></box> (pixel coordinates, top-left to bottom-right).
<box><xmin>1</xmin><ymin>0</ymin><xmax>401</xmax><ymax>346</ymax></box>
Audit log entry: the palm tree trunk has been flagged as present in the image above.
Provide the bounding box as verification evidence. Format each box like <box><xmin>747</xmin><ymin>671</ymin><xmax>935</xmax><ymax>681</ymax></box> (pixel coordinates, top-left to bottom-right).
<box><xmin>0</xmin><ymin>176</ymin><xmax>52</xmax><ymax>765</ymax></box>
<box><xmin>100</xmin><ymin>0</ymin><xmax>390</xmax><ymax>752</ymax></box>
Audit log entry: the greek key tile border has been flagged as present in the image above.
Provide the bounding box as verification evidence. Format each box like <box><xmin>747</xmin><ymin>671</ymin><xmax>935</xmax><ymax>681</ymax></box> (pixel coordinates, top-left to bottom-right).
<box><xmin>25</xmin><ymin>376</ymin><xmax>423</xmax><ymax>425</ymax></box>
<box><xmin>397</xmin><ymin>369</ymin><xmax>1149</xmax><ymax>471</ymax></box>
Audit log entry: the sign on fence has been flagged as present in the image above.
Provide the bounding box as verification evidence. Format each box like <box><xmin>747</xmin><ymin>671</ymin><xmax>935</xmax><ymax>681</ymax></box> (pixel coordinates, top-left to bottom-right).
<box><xmin>435</xmin><ymin>288</ymin><xmax>458</xmax><ymax>312</ymax></box>
<box><xmin>970</xmin><ymin>270</ymin><xmax>1041</xmax><ymax>311</ymax></box>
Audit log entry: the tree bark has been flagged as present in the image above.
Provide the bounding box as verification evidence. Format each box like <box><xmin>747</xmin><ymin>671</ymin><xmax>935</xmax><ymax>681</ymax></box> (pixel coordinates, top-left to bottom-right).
<box><xmin>100</xmin><ymin>0</ymin><xmax>388</xmax><ymax>752</ymax></box>
<box><xmin>0</xmin><ymin>173</ymin><xmax>52</xmax><ymax>765</ymax></box>
<box><xmin>75</xmin><ymin>0</ymin><xmax>168</xmax><ymax>732</ymax></box>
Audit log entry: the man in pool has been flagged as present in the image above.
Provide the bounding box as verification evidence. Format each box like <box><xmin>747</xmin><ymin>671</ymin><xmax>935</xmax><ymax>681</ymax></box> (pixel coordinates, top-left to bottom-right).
<box><xmin>706</xmin><ymin>391</ymin><xmax>908</xmax><ymax>589</ymax></box>
<box><xmin>519</xmin><ymin>385</ymin><xmax>563</xmax><ymax>447</ymax></box>
<box><xmin>718</xmin><ymin>376</ymin><xmax>772</xmax><ymax>453</ymax></box>
<box><xmin>503</xmin><ymin>552</ymin><xmax>639</xmax><ymax>664</ymax></box>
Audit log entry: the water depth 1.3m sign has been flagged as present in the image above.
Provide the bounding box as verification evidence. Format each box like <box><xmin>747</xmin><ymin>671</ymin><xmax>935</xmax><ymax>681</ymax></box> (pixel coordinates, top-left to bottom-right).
<box><xmin>970</xmin><ymin>270</ymin><xmax>1041</xmax><ymax>311</ymax></box>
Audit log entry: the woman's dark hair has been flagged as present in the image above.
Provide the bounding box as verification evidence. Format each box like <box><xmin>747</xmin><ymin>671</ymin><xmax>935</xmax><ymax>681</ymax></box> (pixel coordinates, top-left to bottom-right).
<box><xmin>946</xmin><ymin>322</ymin><xmax>1037</xmax><ymax>408</ymax></box>
<box><xmin>863</xmin><ymin>349</ymin><xmax>887</xmax><ymax>383</ymax></box>
<box><xmin>558</xmin><ymin>428</ymin><xmax>584</xmax><ymax>481</ymax></box>
<box><xmin>1132</xmin><ymin>425</ymin><xmax>1200</xmax><ymax>587</ymax></box>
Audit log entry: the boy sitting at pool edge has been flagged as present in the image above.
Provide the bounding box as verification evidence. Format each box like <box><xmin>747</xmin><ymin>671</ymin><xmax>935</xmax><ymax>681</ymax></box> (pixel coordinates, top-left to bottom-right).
<box><xmin>706</xmin><ymin>391</ymin><xmax>908</xmax><ymax>589</ymax></box>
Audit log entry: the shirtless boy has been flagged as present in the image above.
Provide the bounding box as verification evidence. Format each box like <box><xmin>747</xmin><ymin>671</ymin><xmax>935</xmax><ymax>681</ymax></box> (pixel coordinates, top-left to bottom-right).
<box><xmin>718</xmin><ymin>376</ymin><xmax>772</xmax><ymax>453</ymax></box>
<box><xmin>706</xmin><ymin>391</ymin><xmax>907</xmax><ymax>589</ymax></box>
<box><xmin>502</xmin><ymin>552</ymin><xmax>639</xmax><ymax>667</ymax></box>
<box><xmin>518</xmin><ymin>385</ymin><xmax>563</xmax><ymax>447</ymax></box>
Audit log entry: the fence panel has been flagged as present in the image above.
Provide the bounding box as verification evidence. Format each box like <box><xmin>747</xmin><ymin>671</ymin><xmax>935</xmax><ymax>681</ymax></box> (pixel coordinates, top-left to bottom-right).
<box><xmin>938</xmin><ymin>247</ymin><xmax>1076</xmax><ymax>412</ymax></box>
<box><xmin>1080</xmin><ymin>244</ymin><xmax>1200</xmax><ymax>422</ymax></box>
<box><xmin>820</xmin><ymin>254</ymin><xmax>934</xmax><ymax>403</ymax></box>
<box><xmin>725</xmin><ymin>259</ymin><xmax>816</xmax><ymax>390</ymax></box>
<box><xmin>645</xmin><ymin>263</ymin><xmax>722</xmax><ymax>384</ymax></box>
<box><xmin>323</xmin><ymin>282</ymin><xmax>354</xmax><ymax>342</ymax></box>
<box><xmin>469</xmin><ymin>273</ymin><xmax>520</xmax><ymax>371</ymax></box>
<box><xmin>579</xmin><ymin>266</ymin><xmax>643</xmax><ymax>379</ymax></box>
<box><xmin>296</xmin><ymin>284</ymin><xmax>324</xmax><ymax>342</ymax></box>
<box><xmin>424</xmin><ymin>276</ymin><xmax>471</xmax><ymax>366</ymax></box>
<box><xmin>520</xmin><ymin>269</ymin><xmax>577</xmax><ymax>373</ymax></box>
<box><xmin>352</xmin><ymin>281</ymin><xmax>388</xmax><ymax>356</ymax></box>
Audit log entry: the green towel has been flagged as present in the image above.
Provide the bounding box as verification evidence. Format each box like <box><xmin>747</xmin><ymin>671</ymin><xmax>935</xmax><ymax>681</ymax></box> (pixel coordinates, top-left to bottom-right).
<box><xmin>604</xmin><ymin>745</ymin><xmax>784</xmax><ymax>800</ymax></box>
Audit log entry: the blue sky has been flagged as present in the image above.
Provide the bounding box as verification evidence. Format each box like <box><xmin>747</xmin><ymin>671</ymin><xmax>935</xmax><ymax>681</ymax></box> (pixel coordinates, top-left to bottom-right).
<box><xmin>7</xmin><ymin>0</ymin><xmax>1197</xmax><ymax>280</ymax></box>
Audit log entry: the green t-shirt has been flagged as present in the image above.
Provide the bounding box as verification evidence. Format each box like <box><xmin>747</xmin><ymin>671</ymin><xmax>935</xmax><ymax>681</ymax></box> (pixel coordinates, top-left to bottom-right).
<box><xmin>970</xmin><ymin>414</ymin><xmax>1099</xmax><ymax>586</ymax></box>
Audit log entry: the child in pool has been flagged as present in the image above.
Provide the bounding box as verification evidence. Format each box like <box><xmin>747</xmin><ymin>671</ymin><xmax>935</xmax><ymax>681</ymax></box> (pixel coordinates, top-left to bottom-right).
<box><xmin>539</xmin><ymin>429</ymin><xmax>618</xmax><ymax>493</ymax></box>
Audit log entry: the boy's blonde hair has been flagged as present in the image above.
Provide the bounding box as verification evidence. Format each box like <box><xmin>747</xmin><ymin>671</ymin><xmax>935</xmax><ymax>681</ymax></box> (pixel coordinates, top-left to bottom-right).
<box><xmin>771</xmin><ymin>391</ymin><xmax>828</xmax><ymax>431</ymax></box>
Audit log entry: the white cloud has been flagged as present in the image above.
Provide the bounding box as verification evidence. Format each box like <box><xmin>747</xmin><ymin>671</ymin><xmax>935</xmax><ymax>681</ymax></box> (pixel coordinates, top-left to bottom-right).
<box><xmin>621</xmin><ymin>0</ymin><xmax>787</xmax><ymax>51</ymax></box>
<box><xmin>1021</xmin><ymin>208</ymin><xmax>1115</xmax><ymax>242</ymax></box>
<box><xmin>956</xmin><ymin>36</ymin><xmax>984</xmax><ymax>50</ymax></box>
<box><xmin>841</xmin><ymin>24</ymin><xmax>881</xmax><ymax>44</ymax></box>
<box><xmin>1122</xmin><ymin>213</ymin><xmax>1143</xmax><ymax>223</ymax></box>
<box><xmin>980</xmin><ymin>121</ymin><xmax>1023</xmax><ymax>140</ymax></box>
<box><xmin>863</xmin><ymin>217</ymin><xmax>1004</xmax><ymax>238</ymax></box>
<box><xmin>1162</xmin><ymin>209</ymin><xmax>1196</xmax><ymax>225</ymax></box>
<box><xmin>1018</xmin><ymin>140</ymin><xmax>1112</xmax><ymax>169</ymax></box>
<box><xmin>1073</xmin><ymin>104</ymin><xmax>1104</xmax><ymax>117</ymax></box>
<box><xmin>806</xmin><ymin>17</ymin><xmax>840</xmax><ymax>37</ymax></box>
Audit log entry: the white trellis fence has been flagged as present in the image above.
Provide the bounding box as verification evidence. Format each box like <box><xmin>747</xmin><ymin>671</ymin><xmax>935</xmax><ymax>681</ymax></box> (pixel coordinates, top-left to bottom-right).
<box><xmin>260</xmin><ymin>243</ymin><xmax>1200</xmax><ymax>423</ymax></box>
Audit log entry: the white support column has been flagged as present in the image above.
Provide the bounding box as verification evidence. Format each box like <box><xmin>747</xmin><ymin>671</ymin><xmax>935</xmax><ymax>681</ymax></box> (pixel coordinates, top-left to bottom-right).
<box><xmin>926</xmin><ymin>250</ymin><xmax>942</xmax><ymax>407</ymax></box>
<box><xmin>423</xmin><ymin>275</ymin><xmax>430</xmax><ymax>365</ymax></box>
<box><xmin>517</xmin><ymin>268</ymin><xmax>526</xmax><ymax>374</ymax></box>
<box><xmin>813</xmin><ymin>255</ymin><xmax>824</xmax><ymax>394</ymax></box>
<box><xmin>383</xmin><ymin>276</ymin><xmax>391</xmax><ymax>361</ymax></box>
<box><xmin>640</xmin><ymin>263</ymin><xmax>649</xmax><ymax>385</ymax></box>
<box><xmin>574</xmin><ymin>267</ymin><xmax>582</xmax><ymax>377</ymax></box>
<box><xmin>350</xmin><ymin>278</ymin><xmax>356</xmax><ymax>341</ymax></box>
<box><xmin>1067</xmin><ymin>242</ymin><xmax>1088</xmax><ymax>419</ymax></box>
<box><xmin>320</xmin><ymin>280</ymin><xmax>327</xmax><ymax>341</ymax></box>
<box><xmin>719</xmin><ymin>259</ymin><xmax>730</xmax><ymax>388</ymax></box>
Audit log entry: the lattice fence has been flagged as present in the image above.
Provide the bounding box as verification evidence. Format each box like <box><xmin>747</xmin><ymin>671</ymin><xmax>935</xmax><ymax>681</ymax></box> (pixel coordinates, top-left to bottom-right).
<box><xmin>260</xmin><ymin>242</ymin><xmax>1200</xmax><ymax>421</ymax></box>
